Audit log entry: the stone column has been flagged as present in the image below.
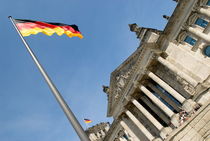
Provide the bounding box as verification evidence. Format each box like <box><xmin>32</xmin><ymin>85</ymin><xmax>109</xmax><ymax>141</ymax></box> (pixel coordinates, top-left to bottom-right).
<box><xmin>119</xmin><ymin>138</ymin><xmax>125</xmax><ymax>141</ymax></box>
<box><xmin>188</xmin><ymin>27</ymin><xmax>210</xmax><ymax>43</ymax></box>
<box><xmin>101</xmin><ymin>129</ymin><xmax>105</xmax><ymax>136</ymax></box>
<box><xmin>197</xmin><ymin>90</ymin><xmax>210</xmax><ymax>105</ymax></box>
<box><xmin>89</xmin><ymin>133</ymin><xmax>97</xmax><ymax>140</ymax></box>
<box><xmin>96</xmin><ymin>132</ymin><xmax>100</xmax><ymax>138</ymax></box>
<box><xmin>199</xmin><ymin>8</ymin><xmax>210</xmax><ymax>18</ymax></box>
<box><xmin>141</xmin><ymin>96</ymin><xmax>170</xmax><ymax>125</ymax></box>
<box><xmin>120</xmin><ymin>120</ymin><xmax>140</xmax><ymax>141</ymax></box>
<box><xmin>147</xmin><ymin>71</ymin><xmax>186</xmax><ymax>104</ymax></box>
<box><xmin>147</xmin><ymin>83</ymin><xmax>181</xmax><ymax>112</ymax></box>
<box><xmin>125</xmin><ymin>110</ymin><xmax>155</xmax><ymax>141</ymax></box>
<box><xmin>132</xmin><ymin>99</ymin><xmax>163</xmax><ymax>130</ymax></box>
<box><xmin>139</xmin><ymin>85</ymin><xmax>174</xmax><ymax>118</ymax></box>
<box><xmin>157</xmin><ymin>57</ymin><xmax>197</xmax><ymax>86</ymax></box>
<box><xmin>132</xmin><ymin>99</ymin><xmax>173</xmax><ymax>139</ymax></box>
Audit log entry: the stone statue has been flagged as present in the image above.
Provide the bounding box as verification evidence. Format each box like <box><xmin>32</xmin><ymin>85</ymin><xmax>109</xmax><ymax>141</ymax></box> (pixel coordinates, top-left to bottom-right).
<box><xmin>163</xmin><ymin>15</ymin><xmax>170</xmax><ymax>20</ymax></box>
<box><xmin>102</xmin><ymin>85</ymin><xmax>110</xmax><ymax>94</ymax></box>
<box><xmin>129</xmin><ymin>23</ymin><xmax>142</xmax><ymax>35</ymax></box>
<box><xmin>128</xmin><ymin>23</ymin><xmax>146</xmax><ymax>40</ymax></box>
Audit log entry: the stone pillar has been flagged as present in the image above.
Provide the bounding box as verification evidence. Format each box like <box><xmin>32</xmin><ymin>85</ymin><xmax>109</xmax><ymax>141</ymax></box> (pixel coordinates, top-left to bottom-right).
<box><xmin>119</xmin><ymin>138</ymin><xmax>125</xmax><ymax>141</ymax></box>
<box><xmin>157</xmin><ymin>57</ymin><xmax>197</xmax><ymax>86</ymax></box>
<box><xmin>132</xmin><ymin>99</ymin><xmax>163</xmax><ymax>130</ymax></box>
<box><xmin>139</xmin><ymin>85</ymin><xmax>174</xmax><ymax>118</ymax></box>
<box><xmin>147</xmin><ymin>71</ymin><xmax>186</xmax><ymax>104</ymax></box>
<box><xmin>101</xmin><ymin>129</ymin><xmax>105</xmax><ymax>136</ymax></box>
<box><xmin>188</xmin><ymin>27</ymin><xmax>210</xmax><ymax>43</ymax></box>
<box><xmin>96</xmin><ymin>132</ymin><xmax>100</xmax><ymax>138</ymax></box>
<box><xmin>197</xmin><ymin>90</ymin><xmax>210</xmax><ymax>105</ymax></box>
<box><xmin>89</xmin><ymin>133</ymin><xmax>97</xmax><ymax>140</ymax></box>
<box><xmin>182</xmin><ymin>99</ymin><xmax>197</xmax><ymax>113</ymax></box>
<box><xmin>199</xmin><ymin>8</ymin><xmax>210</xmax><ymax>18</ymax></box>
<box><xmin>132</xmin><ymin>99</ymin><xmax>173</xmax><ymax>139</ymax></box>
<box><xmin>125</xmin><ymin>110</ymin><xmax>155</xmax><ymax>141</ymax></box>
<box><xmin>141</xmin><ymin>96</ymin><xmax>170</xmax><ymax>125</ymax></box>
<box><xmin>120</xmin><ymin>120</ymin><xmax>140</xmax><ymax>141</ymax></box>
<box><xmin>147</xmin><ymin>83</ymin><xmax>181</xmax><ymax>112</ymax></box>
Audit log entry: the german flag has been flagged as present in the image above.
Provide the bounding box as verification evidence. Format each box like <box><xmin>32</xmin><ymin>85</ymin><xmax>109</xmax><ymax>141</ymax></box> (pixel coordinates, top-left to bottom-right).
<box><xmin>14</xmin><ymin>19</ymin><xmax>83</xmax><ymax>39</ymax></box>
<box><xmin>84</xmin><ymin>119</ymin><xmax>92</xmax><ymax>123</ymax></box>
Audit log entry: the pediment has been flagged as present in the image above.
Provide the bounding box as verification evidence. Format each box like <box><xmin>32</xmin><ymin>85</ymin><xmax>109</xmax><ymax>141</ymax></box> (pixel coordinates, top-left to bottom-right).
<box><xmin>108</xmin><ymin>48</ymin><xmax>142</xmax><ymax>111</ymax></box>
<box><xmin>107</xmin><ymin>43</ymin><xmax>159</xmax><ymax>117</ymax></box>
<box><xmin>110</xmin><ymin>58</ymin><xmax>137</xmax><ymax>99</ymax></box>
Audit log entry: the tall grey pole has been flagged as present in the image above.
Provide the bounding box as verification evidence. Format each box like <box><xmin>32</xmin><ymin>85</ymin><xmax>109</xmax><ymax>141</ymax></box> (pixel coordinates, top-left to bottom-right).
<box><xmin>9</xmin><ymin>16</ymin><xmax>90</xmax><ymax>141</ymax></box>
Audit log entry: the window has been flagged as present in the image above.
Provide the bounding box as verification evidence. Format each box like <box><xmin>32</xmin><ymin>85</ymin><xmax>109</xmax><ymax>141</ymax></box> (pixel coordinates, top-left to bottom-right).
<box><xmin>184</xmin><ymin>36</ymin><xmax>197</xmax><ymax>46</ymax></box>
<box><xmin>152</xmin><ymin>89</ymin><xmax>174</xmax><ymax>111</ymax></box>
<box><xmin>204</xmin><ymin>46</ymin><xmax>210</xmax><ymax>57</ymax></box>
<box><xmin>195</xmin><ymin>18</ymin><xmax>208</xmax><ymax>28</ymax></box>
<box><xmin>207</xmin><ymin>0</ymin><xmax>210</xmax><ymax>6</ymax></box>
<box><xmin>156</xmin><ymin>85</ymin><xmax>181</xmax><ymax>106</ymax></box>
<box><xmin>123</xmin><ymin>134</ymin><xmax>129</xmax><ymax>140</ymax></box>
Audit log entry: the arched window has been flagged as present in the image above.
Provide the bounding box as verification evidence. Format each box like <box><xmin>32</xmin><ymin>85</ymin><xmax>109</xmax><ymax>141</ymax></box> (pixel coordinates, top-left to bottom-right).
<box><xmin>204</xmin><ymin>46</ymin><xmax>210</xmax><ymax>57</ymax></box>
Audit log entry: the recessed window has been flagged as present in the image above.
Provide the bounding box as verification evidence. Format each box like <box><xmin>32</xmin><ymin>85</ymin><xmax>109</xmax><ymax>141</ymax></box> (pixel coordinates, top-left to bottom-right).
<box><xmin>184</xmin><ymin>36</ymin><xmax>197</xmax><ymax>46</ymax></box>
<box><xmin>204</xmin><ymin>46</ymin><xmax>210</xmax><ymax>57</ymax></box>
<box><xmin>123</xmin><ymin>134</ymin><xmax>129</xmax><ymax>140</ymax></box>
<box><xmin>207</xmin><ymin>0</ymin><xmax>210</xmax><ymax>6</ymax></box>
<box><xmin>195</xmin><ymin>18</ymin><xmax>208</xmax><ymax>28</ymax></box>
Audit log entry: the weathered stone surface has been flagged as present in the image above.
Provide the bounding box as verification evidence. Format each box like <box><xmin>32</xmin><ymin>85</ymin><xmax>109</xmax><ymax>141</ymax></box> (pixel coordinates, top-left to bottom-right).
<box><xmin>182</xmin><ymin>99</ymin><xmax>196</xmax><ymax>113</ymax></box>
<box><xmin>167</xmin><ymin>103</ymin><xmax>210</xmax><ymax>141</ymax></box>
<box><xmin>92</xmin><ymin>1</ymin><xmax>210</xmax><ymax>141</ymax></box>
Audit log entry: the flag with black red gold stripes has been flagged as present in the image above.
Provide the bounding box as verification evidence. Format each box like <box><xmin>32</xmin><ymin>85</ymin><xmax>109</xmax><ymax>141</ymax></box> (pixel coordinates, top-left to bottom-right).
<box><xmin>9</xmin><ymin>16</ymin><xmax>89</xmax><ymax>140</ymax></box>
<box><xmin>14</xmin><ymin>19</ymin><xmax>83</xmax><ymax>39</ymax></box>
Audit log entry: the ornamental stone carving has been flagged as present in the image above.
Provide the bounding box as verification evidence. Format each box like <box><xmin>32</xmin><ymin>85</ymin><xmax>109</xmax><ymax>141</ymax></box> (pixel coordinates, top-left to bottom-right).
<box><xmin>187</xmin><ymin>12</ymin><xmax>198</xmax><ymax>26</ymax></box>
<box><xmin>103</xmin><ymin>85</ymin><xmax>110</xmax><ymax>95</ymax></box>
<box><xmin>114</xmin><ymin>138</ymin><xmax>120</xmax><ymax>141</ymax></box>
<box><xmin>176</xmin><ymin>30</ymin><xmax>187</xmax><ymax>43</ymax></box>
<box><xmin>112</xmin><ymin>60</ymin><xmax>137</xmax><ymax>102</ymax></box>
<box><xmin>114</xmin><ymin>68</ymin><xmax>132</xmax><ymax>99</ymax></box>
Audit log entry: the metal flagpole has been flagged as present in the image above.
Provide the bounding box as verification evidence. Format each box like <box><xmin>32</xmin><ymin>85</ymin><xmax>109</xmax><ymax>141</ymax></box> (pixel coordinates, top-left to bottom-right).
<box><xmin>8</xmin><ymin>16</ymin><xmax>90</xmax><ymax>141</ymax></box>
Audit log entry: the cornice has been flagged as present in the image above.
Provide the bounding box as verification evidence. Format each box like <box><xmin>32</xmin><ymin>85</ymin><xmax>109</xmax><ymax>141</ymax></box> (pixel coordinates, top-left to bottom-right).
<box><xmin>107</xmin><ymin>43</ymin><xmax>161</xmax><ymax>117</ymax></box>
<box><xmin>107</xmin><ymin>47</ymin><xmax>143</xmax><ymax>116</ymax></box>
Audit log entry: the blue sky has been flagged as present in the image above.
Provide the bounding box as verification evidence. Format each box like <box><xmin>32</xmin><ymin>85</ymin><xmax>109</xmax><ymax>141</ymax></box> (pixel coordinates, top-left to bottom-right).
<box><xmin>0</xmin><ymin>0</ymin><xmax>176</xmax><ymax>141</ymax></box>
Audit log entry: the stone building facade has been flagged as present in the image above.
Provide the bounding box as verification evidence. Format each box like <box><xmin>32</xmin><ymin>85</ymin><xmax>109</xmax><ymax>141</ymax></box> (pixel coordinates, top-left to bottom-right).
<box><xmin>88</xmin><ymin>0</ymin><xmax>210</xmax><ymax>141</ymax></box>
<box><xmin>85</xmin><ymin>122</ymin><xmax>110</xmax><ymax>141</ymax></box>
